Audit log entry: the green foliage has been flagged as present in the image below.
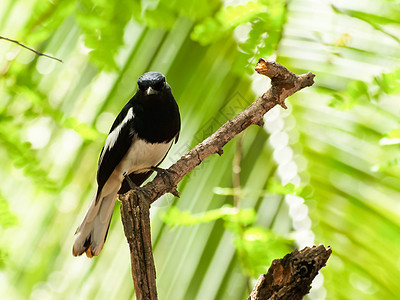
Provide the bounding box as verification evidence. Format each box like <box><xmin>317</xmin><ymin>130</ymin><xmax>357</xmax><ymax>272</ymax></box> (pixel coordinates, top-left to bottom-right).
<box><xmin>330</xmin><ymin>80</ymin><xmax>370</xmax><ymax>110</ymax></box>
<box><xmin>191</xmin><ymin>0</ymin><xmax>287</xmax><ymax>73</ymax></box>
<box><xmin>135</xmin><ymin>0</ymin><xmax>221</xmax><ymax>28</ymax></box>
<box><xmin>329</xmin><ymin>66</ymin><xmax>400</xmax><ymax>170</ymax></box>
<box><xmin>233</xmin><ymin>226</ymin><xmax>292</xmax><ymax>278</ymax></box>
<box><xmin>213</xmin><ymin>178</ymin><xmax>313</xmax><ymax>200</ymax></box>
<box><xmin>386</xmin><ymin>127</ymin><xmax>400</xmax><ymax>140</ymax></box>
<box><xmin>162</xmin><ymin>205</ymin><xmax>256</xmax><ymax>227</ymax></box>
<box><xmin>240</xmin><ymin>0</ymin><xmax>287</xmax><ymax>55</ymax></box>
<box><xmin>373</xmin><ymin>155</ymin><xmax>400</xmax><ymax>171</ymax></box>
<box><xmin>191</xmin><ymin>1</ymin><xmax>266</xmax><ymax>45</ymax></box>
<box><xmin>22</xmin><ymin>0</ymin><xmax>76</xmax><ymax>44</ymax></box>
<box><xmin>162</xmin><ymin>0</ymin><xmax>221</xmax><ymax>21</ymax></box>
<box><xmin>75</xmin><ymin>0</ymin><xmax>221</xmax><ymax>70</ymax></box>
<box><xmin>332</xmin><ymin>5</ymin><xmax>400</xmax><ymax>42</ymax></box>
<box><xmin>0</xmin><ymin>120</ymin><xmax>58</xmax><ymax>191</ymax></box>
<box><xmin>12</xmin><ymin>86</ymin><xmax>100</xmax><ymax>141</ymax></box>
<box><xmin>330</xmin><ymin>68</ymin><xmax>400</xmax><ymax>110</ymax></box>
<box><xmin>134</xmin><ymin>1</ymin><xmax>176</xmax><ymax>29</ymax></box>
<box><xmin>0</xmin><ymin>80</ymin><xmax>98</xmax><ymax>192</ymax></box>
<box><xmin>74</xmin><ymin>0</ymin><xmax>287</xmax><ymax>72</ymax></box>
<box><xmin>0</xmin><ymin>193</ymin><xmax>17</xmax><ymax>229</ymax></box>
<box><xmin>0</xmin><ymin>194</ymin><xmax>17</xmax><ymax>270</ymax></box>
<box><xmin>76</xmin><ymin>0</ymin><xmax>140</xmax><ymax>71</ymax></box>
<box><xmin>162</xmin><ymin>205</ymin><xmax>293</xmax><ymax>278</ymax></box>
<box><xmin>0</xmin><ymin>250</ymin><xmax>8</xmax><ymax>269</ymax></box>
<box><xmin>374</xmin><ymin>68</ymin><xmax>400</xmax><ymax>95</ymax></box>
<box><xmin>1</xmin><ymin>0</ymin><xmax>400</xmax><ymax>299</ymax></box>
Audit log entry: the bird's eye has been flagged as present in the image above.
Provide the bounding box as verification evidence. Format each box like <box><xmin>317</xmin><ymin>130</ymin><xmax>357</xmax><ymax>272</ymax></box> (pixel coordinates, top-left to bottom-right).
<box><xmin>138</xmin><ymin>83</ymin><xmax>144</xmax><ymax>91</ymax></box>
<box><xmin>153</xmin><ymin>81</ymin><xmax>165</xmax><ymax>91</ymax></box>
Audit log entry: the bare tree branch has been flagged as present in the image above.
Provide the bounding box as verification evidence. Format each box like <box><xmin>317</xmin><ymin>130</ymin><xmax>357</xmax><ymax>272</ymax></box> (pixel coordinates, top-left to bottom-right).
<box><xmin>249</xmin><ymin>245</ymin><xmax>332</xmax><ymax>300</ymax></box>
<box><xmin>119</xmin><ymin>192</ymin><xmax>157</xmax><ymax>300</ymax></box>
<box><xmin>0</xmin><ymin>36</ymin><xmax>63</xmax><ymax>63</ymax></box>
<box><xmin>119</xmin><ymin>59</ymin><xmax>316</xmax><ymax>299</ymax></box>
<box><xmin>133</xmin><ymin>58</ymin><xmax>315</xmax><ymax>203</ymax></box>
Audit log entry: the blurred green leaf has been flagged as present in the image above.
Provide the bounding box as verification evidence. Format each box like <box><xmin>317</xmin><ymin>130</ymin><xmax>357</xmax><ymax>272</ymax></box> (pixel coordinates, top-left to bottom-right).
<box><xmin>191</xmin><ymin>1</ymin><xmax>266</xmax><ymax>45</ymax></box>
<box><xmin>76</xmin><ymin>0</ymin><xmax>140</xmax><ymax>71</ymax></box>
<box><xmin>296</xmin><ymin>185</ymin><xmax>314</xmax><ymax>200</ymax></box>
<box><xmin>190</xmin><ymin>0</ymin><xmax>288</xmax><ymax>65</ymax></box>
<box><xmin>162</xmin><ymin>205</ymin><xmax>255</xmax><ymax>227</ymax></box>
<box><xmin>10</xmin><ymin>86</ymin><xmax>100</xmax><ymax>141</ymax></box>
<box><xmin>0</xmin><ymin>194</ymin><xmax>17</xmax><ymax>229</ymax></box>
<box><xmin>332</xmin><ymin>5</ymin><xmax>400</xmax><ymax>25</ymax></box>
<box><xmin>332</xmin><ymin>5</ymin><xmax>400</xmax><ymax>43</ymax></box>
<box><xmin>0</xmin><ymin>250</ymin><xmax>7</xmax><ymax>269</ymax></box>
<box><xmin>22</xmin><ymin>0</ymin><xmax>75</xmax><ymax>45</ymax></box>
<box><xmin>330</xmin><ymin>67</ymin><xmax>400</xmax><ymax>111</ymax></box>
<box><xmin>330</xmin><ymin>80</ymin><xmax>370</xmax><ymax>110</ymax></box>
<box><xmin>213</xmin><ymin>186</ymin><xmax>238</xmax><ymax>196</ymax></box>
<box><xmin>0</xmin><ymin>122</ymin><xmax>59</xmax><ymax>191</ymax></box>
<box><xmin>136</xmin><ymin>0</ymin><xmax>221</xmax><ymax>27</ymax></box>
<box><xmin>373</xmin><ymin>155</ymin><xmax>400</xmax><ymax>171</ymax></box>
<box><xmin>164</xmin><ymin>0</ymin><xmax>221</xmax><ymax>21</ymax></box>
<box><xmin>374</xmin><ymin>68</ymin><xmax>400</xmax><ymax>95</ymax></box>
<box><xmin>387</xmin><ymin>128</ymin><xmax>400</xmax><ymax>139</ymax></box>
<box><xmin>234</xmin><ymin>226</ymin><xmax>293</xmax><ymax>278</ymax></box>
<box><xmin>214</xmin><ymin>179</ymin><xmax>313</xmax><ymax>199</ymax></box>
<box><xmin>223</xmin><ymin>208</ymin><xmax>257</xmax><ymax>234</ymax></box>
<box><xmin>139</xmin><ymin>3</ymin><xmax>177</xmax><ymax>29</ymax></box>
<box><xmin>63</xmin><ymin>117</ymin><xmax>100</xmax><ymax>141</ymax></box>
<box><xmin>266</xmin><ymin>177</ymin><xmax>296</xmax><ymax>195</ymax></box>
<box><xmin>162</xmin><ymin>205</ymin><xmax>292</xmax><ymax>278</ymax></box>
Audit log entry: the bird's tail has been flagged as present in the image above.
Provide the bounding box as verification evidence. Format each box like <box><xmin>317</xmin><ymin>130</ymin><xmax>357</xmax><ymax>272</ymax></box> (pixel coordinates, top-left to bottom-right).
<box><xmin>72</xmin><ymin>189</ymin><xmax>118</xmax><ymax>257</ymax></box>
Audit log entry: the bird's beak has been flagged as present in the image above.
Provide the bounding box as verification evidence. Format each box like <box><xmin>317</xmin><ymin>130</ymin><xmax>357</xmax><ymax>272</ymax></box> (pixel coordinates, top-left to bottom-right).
<box><xmin>146</xmin><ymin>87</ymin><xmax>158</xmax><ymax>95</ymax></box>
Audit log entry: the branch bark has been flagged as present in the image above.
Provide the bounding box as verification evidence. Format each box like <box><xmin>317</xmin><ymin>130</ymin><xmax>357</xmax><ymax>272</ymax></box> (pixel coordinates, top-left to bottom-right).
<box><xmin>119</xmin><ymin>191</ymin><xmax>157</xmax><ymax>300</ymax></box>
<box><xmin>119</xmin><ymin>59</ymin><xmax>316</xmax><ymax>299</ymax></box>
<box><xmin>249</xmin><ymin>245</ymin><xmax>332</xmax><ymax>300</ymax></box>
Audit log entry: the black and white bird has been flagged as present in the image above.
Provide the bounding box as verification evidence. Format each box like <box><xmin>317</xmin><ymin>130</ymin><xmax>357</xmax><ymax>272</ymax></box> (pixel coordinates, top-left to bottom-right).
<box><xmin>73</xmin><ymin>72</ymin><xmax>180</xmax><ymax>257</ymax></box>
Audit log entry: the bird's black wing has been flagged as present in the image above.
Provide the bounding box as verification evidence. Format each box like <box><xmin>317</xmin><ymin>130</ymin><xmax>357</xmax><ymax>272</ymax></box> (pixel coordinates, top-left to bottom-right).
<box><xmin>96</xmin><ymin>104</ymin><xmax>135</xmax><ymax>197</ymax></box>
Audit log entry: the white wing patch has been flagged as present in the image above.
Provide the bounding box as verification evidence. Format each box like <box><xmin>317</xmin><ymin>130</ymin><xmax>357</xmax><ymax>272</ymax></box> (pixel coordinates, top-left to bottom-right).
<box><xmin>100</xmin><ymin>107</ymin><xmax>134</xmax><ymax>163</ymax></box>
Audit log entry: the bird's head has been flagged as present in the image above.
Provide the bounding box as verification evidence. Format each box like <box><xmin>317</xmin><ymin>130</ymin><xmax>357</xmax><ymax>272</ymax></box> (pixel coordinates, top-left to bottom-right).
<box><xmin>137</xmin><ymin>72</ymin><xmax>168</xmax><ymax>96</ymax></box>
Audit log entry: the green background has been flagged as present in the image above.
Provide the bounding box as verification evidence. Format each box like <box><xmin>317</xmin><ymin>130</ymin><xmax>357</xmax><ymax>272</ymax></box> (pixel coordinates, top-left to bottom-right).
<box><xmin>1</xmin><ymin>0</ymin><xmax>400</xmax><ymax>299</ymax></box>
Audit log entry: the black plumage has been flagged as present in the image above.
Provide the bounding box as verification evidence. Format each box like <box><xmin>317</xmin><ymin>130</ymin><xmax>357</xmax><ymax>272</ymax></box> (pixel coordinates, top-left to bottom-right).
<box><xmin>73</xmin><ymin>72</ymin><xmax>180</xmax><ymax>257</ymax></box>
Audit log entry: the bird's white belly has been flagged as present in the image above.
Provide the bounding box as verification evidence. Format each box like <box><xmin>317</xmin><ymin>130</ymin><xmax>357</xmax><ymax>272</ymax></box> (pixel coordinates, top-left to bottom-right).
<box><xmin>116</xmin><ymin>138</ymin><xmax>173</xmax><ymax>177</ymax></box>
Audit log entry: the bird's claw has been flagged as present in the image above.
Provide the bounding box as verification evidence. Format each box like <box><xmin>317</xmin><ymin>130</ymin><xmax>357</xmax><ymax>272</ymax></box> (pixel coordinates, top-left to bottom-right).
<box><xmin>150</xmin><ymin>167</ymin><xmax>179</xmax><ymax>197</ymax></box>
<box><xmin>123</xmin><ymin>172</ymin><xmax>138</xmax><ymax>190</ymax></box>
<box><xmin>123</xmin><ymin>172</ymin><xmax>151</xmax><ymax>207</ymax></box>
<box><xmin>150</xmin><ymin>167</ymin><xmax>173</xmax><ymax>185</ymax></box>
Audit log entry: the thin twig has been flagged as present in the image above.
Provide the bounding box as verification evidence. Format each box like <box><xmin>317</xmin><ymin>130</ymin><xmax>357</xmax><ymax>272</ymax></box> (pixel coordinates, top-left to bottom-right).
<box><xmin>0</xmin><ymin>36</ymin><xmax>63</xmax><ymax>63</ymax></box>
